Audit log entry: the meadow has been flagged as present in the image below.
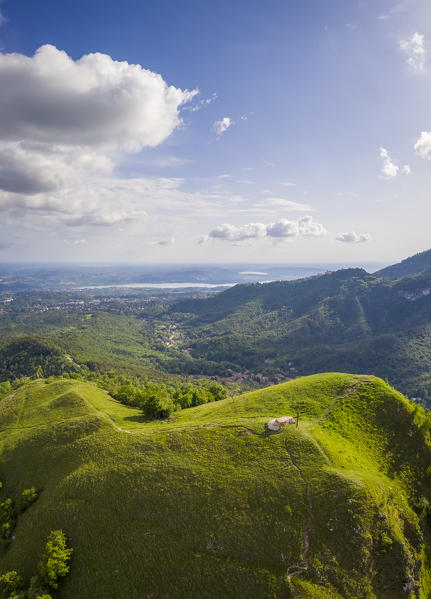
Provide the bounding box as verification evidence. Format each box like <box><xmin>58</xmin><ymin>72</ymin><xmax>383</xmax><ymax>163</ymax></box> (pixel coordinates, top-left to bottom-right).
<box><xmin>0</xmin><ymin>373</ymin><xmax>429</xmax><ymax>597</ymax></box>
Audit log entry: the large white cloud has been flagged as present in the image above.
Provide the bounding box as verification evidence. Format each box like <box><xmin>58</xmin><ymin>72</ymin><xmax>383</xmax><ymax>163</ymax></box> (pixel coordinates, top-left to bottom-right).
<box><xmin>0</xmin><ymin>141</ymin><xmax>113</xmax><ymax>195</ymax></box>
<box><xmin>400</xmin><ymin>32</ymin><xmax>426</xmax><ymax>72</ymax></box>
<box><xmin>0</xmin><ymin>45</ymin><xmax>197</xmax><ymax>226</ymax></box>
<box><xmin>0</xmin><ymin>44</ymin><xmax>196</xmax><ymax>149</ymax></box>
<box><xmin>208</xmin><ymin>216</ymin><xmax>326</xmax><ymax>242</ymax></box>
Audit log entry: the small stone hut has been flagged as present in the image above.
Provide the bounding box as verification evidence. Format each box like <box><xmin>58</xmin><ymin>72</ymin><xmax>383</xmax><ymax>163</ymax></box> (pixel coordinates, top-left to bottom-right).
<box><xmin>267</xmin><ymin>416</ymin><xmax>296</xmax><ymax>431</ymax></box>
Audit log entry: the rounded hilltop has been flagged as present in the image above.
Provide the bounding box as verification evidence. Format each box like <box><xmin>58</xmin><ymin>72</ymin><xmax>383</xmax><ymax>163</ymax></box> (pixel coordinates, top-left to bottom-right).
<box><xmin>0</xmin><ymin>373</ymin><xmax>429</xmax><ymax>598</ymax></box>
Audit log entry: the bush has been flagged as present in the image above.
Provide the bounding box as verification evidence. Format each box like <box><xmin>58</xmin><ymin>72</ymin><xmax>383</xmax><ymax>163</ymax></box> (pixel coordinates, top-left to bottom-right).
<box><xmin>143</xmin><ymin>393</ymin><xmax>175</xmax><ymax>419</ymax></box>
<box><xmin>0</xmin><ymin>499</ymin><xmax>15</xmax><ymax>540</ymax></box>
<box><xmin>379</xmin><ymin>531</ymin><xmax>393</xmax><ymax>553</ymax></box>
<box><xmin>38</xmin><ymin>530</ymin><xmax>73</xmax><ymax>590</ymax></box>
<box><xmin>0</xmin><ymin>571</ymin><xmax>23</xmax><ymax>599</ymax></box>
<box><xmin>18</xmin><ymin>488</ymin><xmax>39</xmax><ymax>513</ymax></box>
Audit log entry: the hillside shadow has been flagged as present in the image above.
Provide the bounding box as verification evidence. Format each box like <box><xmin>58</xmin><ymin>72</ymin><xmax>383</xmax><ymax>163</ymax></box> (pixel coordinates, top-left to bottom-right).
<box><xmin>124</xmin><ymin>414</ymin><xmax>151</xmax><ymax>424</ymax></box>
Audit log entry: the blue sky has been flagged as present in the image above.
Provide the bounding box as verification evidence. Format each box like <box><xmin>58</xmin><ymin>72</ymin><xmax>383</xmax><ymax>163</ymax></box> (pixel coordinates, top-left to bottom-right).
<box><xmin>0</xmin><ymin>0</ymin><xmax>429</xmax><ymax>263</ymax></box>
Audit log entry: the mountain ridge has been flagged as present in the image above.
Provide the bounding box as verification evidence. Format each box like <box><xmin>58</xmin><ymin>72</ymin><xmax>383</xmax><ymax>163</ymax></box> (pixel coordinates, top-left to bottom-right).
<box><xmin>375</xmin><ymin>249</ymin><xmax>431</xmax><ymax>280</ymax></box>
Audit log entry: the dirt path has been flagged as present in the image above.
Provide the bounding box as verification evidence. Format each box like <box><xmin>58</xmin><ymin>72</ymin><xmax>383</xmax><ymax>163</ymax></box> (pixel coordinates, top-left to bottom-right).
<box><xmin>283</xmin><ymin>384</ymin><xmax>360</xmax><ymax>597</ymax></box>
<box><xmin>284</xmin><ymin>437</ymin><xmax>313</xmax><ymax>598</ymax></box>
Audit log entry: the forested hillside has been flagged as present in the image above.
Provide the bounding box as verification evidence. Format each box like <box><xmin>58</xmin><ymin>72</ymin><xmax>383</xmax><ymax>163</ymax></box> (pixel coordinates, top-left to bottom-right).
<box><xmin>376</xmin><ymin>248</ymin><xmax>431</xmax><ymax>279</ymax></box>
<box><xmin>169</xmin><ymin>268</ymin><xmax>431</xmax><ymax>405</ymax></box>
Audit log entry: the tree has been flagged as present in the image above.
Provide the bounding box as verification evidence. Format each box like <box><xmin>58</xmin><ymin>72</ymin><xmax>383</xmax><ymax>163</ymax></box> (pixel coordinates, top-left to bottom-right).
<box><xmin>204</xmin><ymin>381</ymin><xmax>228</xmax><ymax>402</ymax></box>
<box><xmin>38</xmin><ymin>530</ymin><xmax>73</xmax><ymax>590</ymax></box>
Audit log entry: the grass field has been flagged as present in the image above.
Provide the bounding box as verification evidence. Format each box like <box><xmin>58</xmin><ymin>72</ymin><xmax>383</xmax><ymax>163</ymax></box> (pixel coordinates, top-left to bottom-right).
<box><xmin>0</xmin><ymin>373</ymin><xmax>430</xmax><ymax>598</ymax></box>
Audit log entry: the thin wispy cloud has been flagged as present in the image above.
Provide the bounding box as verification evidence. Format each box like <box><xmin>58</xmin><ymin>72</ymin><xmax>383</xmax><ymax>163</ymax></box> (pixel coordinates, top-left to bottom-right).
<box><xmin>259</xmin><ymin>198</ymin><xmax>312</xmax><ymax>211</ymax></box>
<box><xmin>379</xmin><ymin>148</ymin><xmax>411</xmax><ymax>179</ymax></box>
<box><xmin>184</xmin><ymin>92</ymin><xmax>217</xmax><ymax>112</ymax></box>
<box><xmin>400</xmin><ymin>32</ymin><xmax>426</xmax><ymax>72</ymax></box>
<box><xmin>0</xmin><ymin>3</ymin><xmax>6</xmax><ymax>26</ymax></box>
<box><xmin>212</xmin><ymin>117</ymin><xmax>233</xmax><ymax>137</ymax></box>
<box><xmin>379</xmin><ymin>147</ymin><xmax>398</xmax><ymax>179</ymax></box>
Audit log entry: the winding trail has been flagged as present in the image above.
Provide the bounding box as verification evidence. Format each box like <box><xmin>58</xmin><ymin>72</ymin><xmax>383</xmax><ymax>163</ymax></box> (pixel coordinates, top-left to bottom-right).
<box><xmin>282</xmin><ymin>384</ymin><xmax>361</xmax><ymax>597</ymax></box>
<box><xmin>284</xmin><ymin>436</ymin><xmax>313</xmax><ymax>598</ymax></box>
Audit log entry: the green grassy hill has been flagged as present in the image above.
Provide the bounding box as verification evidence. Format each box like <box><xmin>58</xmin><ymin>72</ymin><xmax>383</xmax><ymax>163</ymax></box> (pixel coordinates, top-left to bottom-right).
<box><xmin>0</xmin><ymin>374</ymin><xmax>430</xmax><ymax>598</ymax></box>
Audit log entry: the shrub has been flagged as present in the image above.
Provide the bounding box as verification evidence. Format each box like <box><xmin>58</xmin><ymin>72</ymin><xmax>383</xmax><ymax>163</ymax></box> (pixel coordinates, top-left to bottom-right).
<box><xmin>379</xmin><ymin>531</ymin><xmax>393</xmax><ymax>553</ymax></box>
<box><xmin>143</xmin><ymin>393</ymin><xmax>175</xmax><ymax>419</ymax></box>
<box><xmin>38</xmin><ymin>530</ymin><xmax>73</xmax><ymax>590</ymax></box>
<box><xmin>0</xmin><ymin>571</ymin><xmax>23</xmax><ymax>599</ymax></box>
<box><xmin>18</xmin><ymin>488</ymin><xmax>39</xmax><ymax>513</ymax></box>
<box><xmin>0</xmin><ymin>499</ymin><xmax>15</xmax><ymax>540</ymax></box>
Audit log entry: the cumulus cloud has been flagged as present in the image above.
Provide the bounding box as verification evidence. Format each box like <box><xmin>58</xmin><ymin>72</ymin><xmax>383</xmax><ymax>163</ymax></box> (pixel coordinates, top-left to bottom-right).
<box><xmin>379</xmin><ymin>147</ymin><xmax>399</xmax><ymax>178</ymax></box>
<box><xmin>0</xmin><ymin>176</ymin><xmax>183</xmax><ymax>227</ymax></box>
<box><xmin>207</xmin><ymin>216</ymin><xmax>326</xmax><ymax>242</ymax></box>
<box><xmin>0</xmin><ymin>141</ymin><xmax>113</xmax><ymax>195</ymax></box>
<box><xmin>212</xmin><ymin>117</ymin><xmax>233</xmax><ymax>137</ymax></box>
<box><xmin>0</xmin><ymin>45</ymin><xmax>196</xmax><ymax>149</ymax></box>
<box><xmin>379</xmin><ymin>147</ymin><xmax>412</xmax><ymax>179</ymax></box>
<box><xmin>400</xmin><ymin>32</ymin><xmax>426</xmax><ymax>72</ymax></box>
<box><xmin>414</xmin><ymin>131</ymin><xmax>431</xmax><ymax>159</ymax></box>
<box><xmin>0</xmin><ymin>45</ymin><xmax>198</xmax><ymax>227</ymax></box>
<box><xmin>336</xmin><ymin>232</ymin><xmax>371</xmax><ymax>243</ymax></box>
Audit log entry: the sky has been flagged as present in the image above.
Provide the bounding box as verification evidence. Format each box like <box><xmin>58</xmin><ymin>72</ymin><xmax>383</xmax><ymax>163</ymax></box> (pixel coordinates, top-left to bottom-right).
<box><xmin>0</xmin><ymin>0</ymin><xmax>430</xmax><ymax>263</ymax></box>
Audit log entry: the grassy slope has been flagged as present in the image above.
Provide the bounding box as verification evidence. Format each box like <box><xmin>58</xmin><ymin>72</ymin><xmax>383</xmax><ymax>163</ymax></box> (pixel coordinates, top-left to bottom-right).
<box><xmin>0</xmin><ymin>374</ymin><xmax>430</xmax><ymax>598</ymax></box>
